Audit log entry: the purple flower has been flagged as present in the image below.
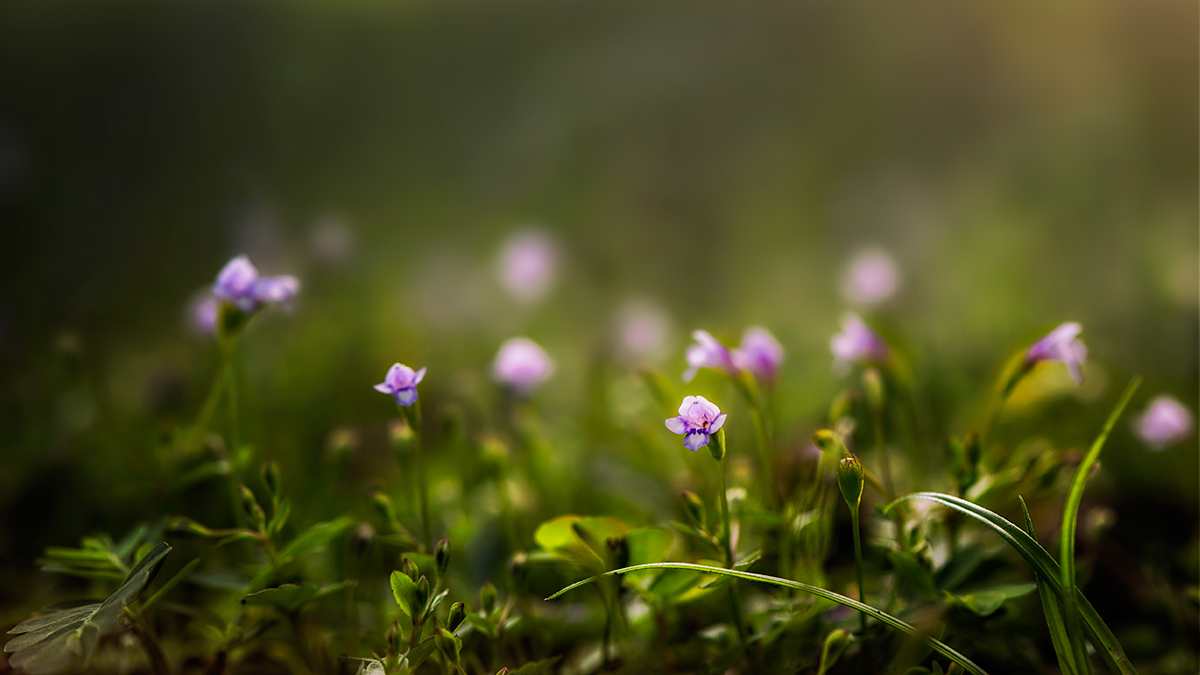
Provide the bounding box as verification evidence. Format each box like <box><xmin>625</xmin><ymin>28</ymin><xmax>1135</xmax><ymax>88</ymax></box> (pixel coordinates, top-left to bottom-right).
<box><xmin>189</xmin><ymin>295</ymin><xmax>219</xmax><ymax>336</ymax></box>
<box><xmin>665</xmin><ymin>395</ymin><xmax>728</xmax><ymax>451</ymax></box>
<box><xmin>212</xmin><ymin>255</ymin><xmax>299</xmax><ymax>313</ymax></box>
<box><xmin>830</xmin><ymin>314</ymin><xmax>889</xmax><ymax>367</ymax></box>
<box><xmin>492</xmin><ymin>337</ymin><xmax>554</xmax><ymax>395</ymax></box>
<box><xmin>1025</xmin><ymin>322</ymin><xmax>1087</xmax><ymax>384</ymax></box>
<box><xmin>374</xmin><ymin>363</ymin><xmax>427</xmax><ymax>407</ymax></box>
<box><xmin>842</xmin><ymin>248</ymin><xmax>900</xmax><ymax>306</ymax></box>
<box><xmin>683</xmin><ymin>330</ymin><xmax>737</xmax><ymax>382</ymax></box>
<box><xmin>497</xmin><ymin>230</ymin><xmax>559</xmax><ymax>304</ymax></box>
<box><xmin>614</xmin><ymin>299</ymin><xmax>672</xmax><ymax>363</ymax></box>
<box><xmin>732</xmin><ymin>326</ymin><xmax>785</xmax><ymax>385</ymax></box>
<box><xmin>1134</xmin><ymin>395</ymin><xmax>1193</xmax><ymax>451</ymax></box>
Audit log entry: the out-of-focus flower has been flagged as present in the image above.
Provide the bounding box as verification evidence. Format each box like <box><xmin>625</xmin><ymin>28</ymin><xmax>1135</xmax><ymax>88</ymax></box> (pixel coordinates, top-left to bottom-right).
<box><xmin>374</xmin><ymin>363</ymin><xmax>427</xmax><ymax>407</ymax></box>
<box><xmin>497</xmin><ymin>230</ymin><xmax>559</xmax><ymax>304</ymax></box>
<box><xmin>187</xmin><ymin>295</ymin><xmax>219</xmax><ymax>337</ymax></box>
<box><xmin>732</xmin><ymin>326</ymin><xmax>785</xmax><ymax>385</ymax></box>
<box><xmin>841</xmin><ymin>248</ymin><xmax>899</xmax><ymax>306</ymax></box>
<box><xmin>1133</xmin><ymin>395</ymin><xmax>1193</xmax><ymax>451</ymax></box>
<box><xmin>308</xmin><ymin>215</ymin><xmax>355</xmax><ymax>266</ymax></box>
<box><xmin>1025</xmin><ymin>322</ymin><xmax>1087</xmax><ymax>385</ymax></box>
<box><xmin>614</xmin><ymin>299</ymin><xmax>672</xmax><ymax>363</ymax></box>
<box><xmin>212</xmin><ymin>255</ymin><xmax>299</xmax><ymax>312</ymax></box>
<box><xmin>493</xmin><ymin>337</ymin><xmax>554</xmax><ymax>394</ymax></box>
<box><xmin>830</xmin><ymin>314</ymin><xmax>889</xmax><ymax>368</ymax></box>
<box><xmin>665</xmin><ymin>395</ymin><xmax>727</xmax><ymax>451</ymax></box>
<box><xmin>683</xmin><ymin>330</ymin><xmax>737</xmax><ymax>382</ymax></box>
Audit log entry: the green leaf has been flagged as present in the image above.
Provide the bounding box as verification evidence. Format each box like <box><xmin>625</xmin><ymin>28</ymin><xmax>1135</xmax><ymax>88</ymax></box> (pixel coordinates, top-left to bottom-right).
<box><xmin>464</xmin><ymin>613</ymin><xmax>497</xmax><ymax>639</ymax></box>
<box><xmin>267</xmin><ymin>497</ymin><xmax>291</xmax><ymax>537</ymax></box>
<box><xmin>817</xmin><ymin>628</ymin><xmax>854</xmax><ymax>675</ymax></box>
<box><xmin>944</xmin><ymin>583</ymin><xmax>1035</xmax><ymax>616</ymax></box>
<box><xmin>142</xmin><ymin>558</ymin><xmax>202</xmax><ymax>611</ymax></box>
<box><xmin>277</xmin><ymin>516</ymin><xmax>354</xmax><ymax>563</ymax></box>
<box><xmin>883</xmin><ymin>492</ymin><xmax>1138</xmax><ymax>675</ymax></box>
<box><xmin>404</xmin><ymin>635</ymin><xmax>438</xmax><ymax>670</ymax></box>
<box><xmin>548</xmin><ymin>562</ymin><xmax>989</xmax><ymax>675</ymax></box>
<box><xmin>390</xmin><ymin>570</ymin><xmax>419</xmax><ymax>617</ymax></box>
<box><xmin>507</xmin><ymin>656</ymin><xmax>562</xmax><ymax>675</ymax></box>
<box><xmin>5</xmin><ymin>542</ymin><xmax>171</xmax><ymax>675</ymax></box>
<box><xmin>625</xmin><ymin>528</ymin><xmax>674</xmax><ymax>566</ymax></box>
<box><xmin>1059</xmin><ymin>378</ymin><xmax>1139</xmax><ymax>674</ymax></box>
<box><xmin>1022</xmin><ymin>496</ymin><xmax>1078</xmax><ymax>675</ymax></box>
<box><xmin>241</xmin><ymin>581</ymin><xmax>354</xmax><ymax>612</ymax></box>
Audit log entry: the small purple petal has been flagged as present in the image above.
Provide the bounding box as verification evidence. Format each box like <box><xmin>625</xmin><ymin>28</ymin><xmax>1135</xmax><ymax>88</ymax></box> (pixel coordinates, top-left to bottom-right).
<box><xmin>1134</xmin><ymin>395</ymin><xmax>1193</xmax><ymax>450</ymax></box>
<box><xmin>732</xmin><ymin>326</ymin><xmax>784</xmax><ymax>384</ymax></box>
<box><xmin>683</xmin><ymin>430</ymin><xmax>710</xmax><ymax>451</ymax></box>
<box><xmin>394</xmin><ymin>387</ymin><xmax>418</xmax><ymax>407</ymax></box>
<box><xmin>683</xmin><ymin>330</ymin><xmax>737</xmax><ymax>381</ymax></box>
<box><xmin>665</xmin><ymin>416</ymin><xmax>688</xmax><ymax>435</ymax></box>
<box><xmin>1025</xmin><ymin>322</ymin><xmax>1087</xmax><ymax>385</ymax></box>
<box><xmin>709</xmin><ymin>413</ymin><xmax>727</xmax><ymax>434</ymax></box>
<box><xmin>413</xmin><ymin>367</ymin><xmax>427</xmax><ymax>386</ymax></box>
<box><xmin>830</xmin><ymin>313</ymin><xmax>889</xmax><ymax>367</ymax></box>
<box><xmin>373</xmin><ymin>382</ymin><xmax>395</xmax><ymax>394</ymax></box>
<box><xmin>214</xmin><ymin>256</ymin><xmax>259</xmax><ymax>298</ymax></box>
<box><xmin>251</xmin><ymin>275</ymin><xmax>299</xmax><ymax>304</ymax></box>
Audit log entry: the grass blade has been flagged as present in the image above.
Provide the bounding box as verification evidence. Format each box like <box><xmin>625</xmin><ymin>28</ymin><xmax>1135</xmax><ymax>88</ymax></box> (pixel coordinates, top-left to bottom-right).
<box><xmin>884</xmin><ymin>492</ymin><xmax>1138</xmax><ymax>675</ymax></box>
<box><xmin>1020</xmin><ymin>497</ymin><xmax>1077</xmax><ymax>675</ymax></box>
<box><xmin>1060</xmin><ymin>378</ymin><xmax>1140</xmax><ymax>673</ymax></box>
<box><xmin>547</xmin><ymin>561</ymin><xmax>990</xmax><ymax>675</ymax></box>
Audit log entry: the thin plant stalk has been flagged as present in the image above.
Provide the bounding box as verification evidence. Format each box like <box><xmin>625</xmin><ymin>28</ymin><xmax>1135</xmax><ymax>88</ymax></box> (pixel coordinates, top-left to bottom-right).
<box><xmin>405</xmin><ymin>400</ymin><xmax>433</xmax><ymax>551</ymax></box>
<box><xmin>716</xmin><ymin>443</ymin><xmax>747</xmax><ymax>642</ymax></box>
<box><xmin>849</xmin><ymin>504</ymin><xmax>866</xmax><ymax>634</ymax></box>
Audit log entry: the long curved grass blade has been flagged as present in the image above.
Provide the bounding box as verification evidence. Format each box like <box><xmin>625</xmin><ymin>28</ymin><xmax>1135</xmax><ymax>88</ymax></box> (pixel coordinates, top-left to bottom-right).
<box><xmin>1020</xmin><ymin>497</ymin><xmax>1077</xmax><ymax>675</ymax></box>
<box><xmin>1060</xmin><ymin>378</ymin><xmax>1140</xmax><ymax>674</ymax></box>
<box><xmin>884</xmin><ymin>493</ymin><xmax>1137</xmax><ymax>675</ymax></box>
<box><xmin>547</xmin><ymin>562</ymin><xmax>990</xmax><ymax>675</ymax></box>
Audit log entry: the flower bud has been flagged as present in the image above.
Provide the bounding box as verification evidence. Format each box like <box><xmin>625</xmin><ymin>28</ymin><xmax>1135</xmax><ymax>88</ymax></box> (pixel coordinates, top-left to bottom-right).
<box><xmin>237</xmin><ymin>484</ymin><xmax>266</xmax><ymax>532</ymax></box>
<box><xmin>415</xmin><ymin>576</ymin><xmax>431</xmax><ymax>615</ymax></box>
<box><xmin>401</xmin><ymin>557</ymin><xmax>420</xmax><ymax>581</ymax></box>
<box><xmin>812</xmin><ymin>429</ymin><xmax>845</xmax><ymax>456</ymax></box>
<box><xmin>707</xmin><ymin>427</ymin><xmax>726</xmax><ymax>461</ymax></box>
<box><xmin>836</xmin><ymin>455</ymin><xmax>864</xmax><ymax>512</ymax></box>
<box><xmin>508</xmin><ymin>551</ymin><xmax>528</xmax><ymax>585</ymax></box>
<box><xmin>861</xmin><ymin>368</ymin><xmax>884</xmax><ymax>412</ymax></box>
<box><xmin>447</xmin><ymin>601</ymin><xmax>467</xmax><ymax>632</ymax></box>
<box><xmin>260</xmin><ymin>458</ymin><xmax>282</xmax><ymax>500</ymax></box>
<box><xmin>385</xmin><ymin>620</ymin><xmax>402</xmax><ymax>657</ymax></box>
<box><xmin>681</xmin><ymin>491</ymin><xmax>706</xmax><ymax>529</ymax></box>
<box><xmin>480</xmin><ymin>581</ymin><xmax>498</xmax><ymax>615</ymax></box>
<box><xmin>435</xmin><ymin>538</ymin><xmax>452</xmax><ymax>579</ymax></box>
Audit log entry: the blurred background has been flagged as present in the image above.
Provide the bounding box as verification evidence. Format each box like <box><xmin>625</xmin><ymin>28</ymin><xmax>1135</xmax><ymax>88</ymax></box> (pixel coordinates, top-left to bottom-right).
<box><xmin>0</xmin><ymin>0</ymin><xmax>1195</xmax><ymax>663</ymax></box>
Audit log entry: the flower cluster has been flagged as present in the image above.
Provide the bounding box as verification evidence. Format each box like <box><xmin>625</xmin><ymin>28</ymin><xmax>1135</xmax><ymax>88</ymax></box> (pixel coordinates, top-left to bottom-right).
<box><xmin>213</xmin><ymin>256</ymin><xmax>300</xmax><ymax>313</ymax></box>
<box><xmin>683</xmin><ymin>327</ymin><xmax>784</xmax><ymax>384</ymax></box>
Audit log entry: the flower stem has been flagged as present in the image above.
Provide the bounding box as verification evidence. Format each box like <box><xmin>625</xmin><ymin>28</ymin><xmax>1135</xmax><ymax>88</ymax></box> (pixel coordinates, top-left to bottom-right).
<box><xmin>222</xmin><ymin>343</ymin><xmax>241</xmax><ymax>456</ymax></box>
<box><xmin>849</xmin><ymin>507</ymin><xmax>866</xmax><ymax>634</ymax></box>
<box><xmin>405</xmin><ymin>401</ymin><xmax>432</xmax><ymax>551</ymax></box>
<box><xmin>718</xmin><ymin>455</ymin><xmax>747</xmax><ymax>642</ymax></box>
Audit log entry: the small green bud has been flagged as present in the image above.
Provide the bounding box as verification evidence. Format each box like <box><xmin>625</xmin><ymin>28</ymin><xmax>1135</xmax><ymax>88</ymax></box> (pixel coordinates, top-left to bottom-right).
<box><xmin>370</xmin><ymin>490</ymin><xmax>396</xmax><ymax>526</ymax></box>
<box><xmin>681</xmin><ymin>490</ymin><xmax>706</xmax><ymax>529</ymax></box>
<box><xmin>401</xmin><ymin>557</ymin><xmax>420</xmax><ymax>581</ymax></box>
<box><xmin>836</xmin><ymin>455</ymin><xmax>865</xmax><ymax>512</ymax></box>
<box><xmin>480</xmin><ymin>581</ymin><xmax>498</xmax><ymax>615</ymax></box>
<box><xmin>260</xmin><ymin>458</ymin><xmax>282</xmax><ymax>500</ymax></box>
<box><xmin>237</xmin><ymin>484</ymin><xmax>266</xmax><ymax>532</ymax></box>
<box><xmin>828</xmin><ymin>389</ymin><xmax>857</xmax><ymax>425</ymax></box>
<box><xmin>508</xmin><ymin>551</ymin><xmax>528</xmax><ymax>585</ymax></box>
<box><xmin>813</xmin><ymin>429</ymin><xmax>846</xmax><ymax>455</ymax></box>
<box><xmin>435</xmin><ymin>538</ymin><xmax>452</xmax><ymax>579</ymax></box>
<box><xmin>415</xmin><ymin>576</ymin><xmax>431</xmax><ymax>614</ymax></box>
<box><xmin>862</xmin><ymin>368</ymin><xmax>885</xmax><ymax>412</ymax></box>
<box><xmin>447</xmin><ymin>601</ymin><xmax>467</xmax><ymax>632</ymax></box>
<box><xmin>707</xmin><ymin>427</ymin><xmax>726</xmax><ymax>461</ymax></box>
<box><xmin>435</xmin><ymin>627</ymin><xmax>461</xmax><ymax>660</ymax></box>
<box><xmin>385</xmin><ymin>620</ymin><xmax>402</xmax><ymax>657</ymax></box>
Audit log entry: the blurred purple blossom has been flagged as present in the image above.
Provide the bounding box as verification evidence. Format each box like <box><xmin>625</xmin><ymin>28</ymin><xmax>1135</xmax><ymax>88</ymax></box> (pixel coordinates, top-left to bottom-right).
<box><xmin>374</xmin><ymin>363</ymin><xmax>427</xmax><ymax>407</ymax></box>
<box><xmin>188</xmin><ymin>295</ymin><xmax>219</xmax><ymax>337</ymax></box>
<box><xmin>830</xmin><ymin>313</ymin><xmax>889</xmax><ymax>368</ymax></box>
<box><xmin>665</xmin><ymin>395</ymin><xmax>728</xmax><ymax>451</ymax></box>
<box><xmin>614</xmin><ymin>299</ymin><xmax>673</xmax><ymax>364</ymax></box>
<box><xmin>1134</xmin><ymin>395</ymin><xmax>1193</xmax><ymax>450</ymax></box>
<box><xmin>212</xmin><ymin>255</ymin><xmax>299</xmax><ymax>313</ymax></box>
<box><xmin>1025</xmin><ymin>322</ymin><xmax>1087</xmax><ymax>384</ymax></box>
<box><xmin>493</xmin><ymin>337</ymin><xmax>554</xmax><ymax>394</ymax></box>
<box><xmin>732</xmin><ymin>326</ymin><xmax>785</xmax><ymax>385</ymax></box>
<box><xmin>497</xmin><ymin>230</ymin><xmax>559</xmax><ymax>304</ymax></box>
<box><xmin>683</xmin><ymin>330</ymin><xmax>737</xmax><ymax>382</ymax></box>
<box><xmin>841</xmin><ymin>248</ymin><xmax>900</xmax><ymax>306</ymax></box>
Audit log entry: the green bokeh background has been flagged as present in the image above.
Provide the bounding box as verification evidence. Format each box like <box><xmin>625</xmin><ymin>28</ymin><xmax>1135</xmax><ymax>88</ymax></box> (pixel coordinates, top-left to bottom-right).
<box><xmin>0</xmin><ymin>0</ymin><xmax>1195</xmax><ymax>654</ymax></box>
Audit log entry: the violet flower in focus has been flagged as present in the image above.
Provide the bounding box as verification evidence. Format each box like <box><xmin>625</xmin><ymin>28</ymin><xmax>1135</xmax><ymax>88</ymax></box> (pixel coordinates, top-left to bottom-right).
<box><xmin>497</xmin><ymin>230</ymin><xmax>558</xmax><ymax>304</ymax></box>
<box><xmin>830</xmin><ymin>313</ymin><xmax>889</xmax><ymax>368</ymax></box>
<box><xmin>665</xmin><ymin>395</ymin><xmax>728</xmax><ymax>451</ymax></box>
<box><xmin>1025</xmin><ymin>322</ymin><xmax>1087</xmax><ymax>384</ymax></box>
<box><xmin>842</xmin><ymin>248</ymin><xmax>900</xmax><ymax>306</ymax></box>
<box><xmin>374</xmin><ymin>363</ymin><xmax>427</xmax><ymax>407</ymax></box>
<box><xmin>213</xmin><ymin>255</ymin><xmax>299</xmax><ymax>313</ymax></box>
<box><xmin>493</xmin><ymin>337</ymin><xmax>554</xmax><ymax>395</ymax></box>
<box><xmin>732</xmin><ymin>326</ymin><xmax>785</xmax><ymax>385</ymax></box>
<box><xmin>1134</xmin><ymin>395</ymin><xmax>1193</xmax><ymax>451</ymax></box>
<box><xmin>683</xmin><ymin>330</ymin><xmax>737</xmax><ymax>382</ymax></box>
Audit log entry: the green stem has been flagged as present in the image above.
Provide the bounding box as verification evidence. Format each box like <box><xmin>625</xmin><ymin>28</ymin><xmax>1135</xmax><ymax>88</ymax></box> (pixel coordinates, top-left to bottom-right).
<box><xmin>718</xmin><ymin>456</ymin><xmax>747</xmax><ymax>642</ymax></box>
<box><xmin>406</xmin><ymin>401</ymin><xmax>432</xmax><ymax>551</ymax></box>
<box><xmin>871</xmin><ymin>406</ymin><xmax>894</xmax><ymax>500</ymax></box>
<box><xmin>849</xmin><ymin>508</ymin><xmax>866</xmax><ymax>634</ymax></box>
<box><xmin>222</xmin><ymin>344</ymin><xmax>241</xmax><ymax>456</ymax></box>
